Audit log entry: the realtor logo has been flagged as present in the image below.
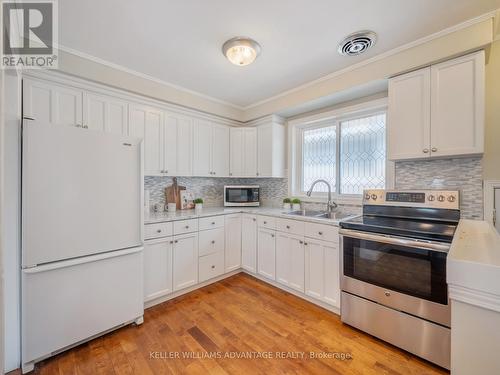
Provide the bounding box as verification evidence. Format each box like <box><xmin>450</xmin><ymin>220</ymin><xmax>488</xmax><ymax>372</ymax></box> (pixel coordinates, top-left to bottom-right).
<box><xmin>2</xmin><ymin>0</ymin><xmax>58</xmax><ymax>69</ymax></box>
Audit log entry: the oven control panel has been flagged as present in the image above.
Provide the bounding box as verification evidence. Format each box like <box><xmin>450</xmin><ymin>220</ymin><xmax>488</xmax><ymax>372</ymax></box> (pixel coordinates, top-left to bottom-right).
<box><xmin>363</xmin><ymin>189</ymin><xmax>459</xmax><ymax>209</ymax></box>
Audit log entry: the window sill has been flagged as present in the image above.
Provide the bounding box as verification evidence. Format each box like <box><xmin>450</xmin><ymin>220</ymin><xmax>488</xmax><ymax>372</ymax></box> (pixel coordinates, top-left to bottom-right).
<box><xmin>292</xmin><ymin>194</ymin><xmax>363</xmax><ymax>206</ymax></box>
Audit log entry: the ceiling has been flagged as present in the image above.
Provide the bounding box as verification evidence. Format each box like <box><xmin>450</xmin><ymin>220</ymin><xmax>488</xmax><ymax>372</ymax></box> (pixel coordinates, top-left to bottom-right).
<box><xmin>59</xmin><ymin>0</ymin><xmax>500</xmax><ymax>108</ymax></box>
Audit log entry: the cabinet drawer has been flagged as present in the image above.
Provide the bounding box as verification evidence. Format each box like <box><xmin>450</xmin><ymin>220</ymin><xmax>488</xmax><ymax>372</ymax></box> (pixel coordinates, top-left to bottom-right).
<box><xmin>173</xmin><ymin>219</ymin><xmax>198</xmax><ymax>235</ymax></box>
<box><xmin>199</xmin><ymin>215</ymin><xmax>225</xmax><ymax>231</ymax></box>
<box><xmin>276</xmin><ymin>218</ymin><xmax>304</xmax><ymax>236</ymax></box>
<box><xmin>304</xmin><ymin>222</ymin><xmax>339</xmax><ymax>243</ymax></box>
<box><xmin>199</xmin><ymin>227</ymin><xmax>225</xmax><ymax>256</ymax></box>
<box><xmin>144</xmin><ymin>222</ymin><xmax>173</xmax><ymax>240</ymax></box>
<box><xmin>199</xmin><ymin>251</ymin><xmax>224</xmax><ymax>282</ymax></box>
<box><xmin>257</xmin><ymin>215</ymin><xmax>276</xmax><ymax>230</ymax></box>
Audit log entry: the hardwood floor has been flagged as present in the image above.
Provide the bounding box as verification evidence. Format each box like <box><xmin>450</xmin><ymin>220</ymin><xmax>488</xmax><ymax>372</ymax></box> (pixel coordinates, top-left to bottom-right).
<box><xmin>19</xmin><ymin>273</ymin><xmax>448</xmax><ymax>374</ymax></box>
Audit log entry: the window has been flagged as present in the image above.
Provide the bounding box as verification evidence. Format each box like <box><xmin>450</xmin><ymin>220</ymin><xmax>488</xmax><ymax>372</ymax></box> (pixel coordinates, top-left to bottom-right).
<box><xmin>292</xmin><ymin>101</ymin><xmax>388</xmax><ymax>198</ymax></box>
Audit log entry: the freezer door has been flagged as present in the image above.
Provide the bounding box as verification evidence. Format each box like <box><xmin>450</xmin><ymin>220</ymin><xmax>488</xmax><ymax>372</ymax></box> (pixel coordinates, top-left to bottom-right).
<box><xmin>22</xmin><ymin>123</ymin><xmax>143</xmax><ymax>266</ymax></box>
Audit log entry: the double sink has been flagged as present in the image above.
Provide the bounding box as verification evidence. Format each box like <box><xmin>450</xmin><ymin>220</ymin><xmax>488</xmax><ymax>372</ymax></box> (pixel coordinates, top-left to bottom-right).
<box><xmin>285</xmin><ymin>210</ymin><xmax>355</xmax><ymax>221</ymax></box>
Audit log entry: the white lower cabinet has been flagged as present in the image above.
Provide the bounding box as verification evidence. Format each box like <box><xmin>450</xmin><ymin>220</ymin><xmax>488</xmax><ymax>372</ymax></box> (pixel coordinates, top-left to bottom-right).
<box><xmin>143</xmin><ymin>237</ymin><xmax>173</xmax><ymax>302</ymax></box>
<box><xmin>241</xmin><ymin>214</ymin><xmax>257</xmax><ymax>273</ymax></box>
<box><xmin>257</xmin><ymin>228</ymin><xmax>276</xmax><ymax>280</ymax></box>
<box><xmin>304</xmin><ymin>238</ymin><xmax>340</xmax><ymax>308</ymax></box>
<box><xmin>276</xmin><ymin>232</ymin><xmax>305</xmax><ymax>292</ymax></box>
<box><xmin>225</xmin><ymin>214</ymin><xmax>242</xmax><ymax>272</ymax></box>
<box><xmin>172</xmin><ymin>232</ymin><xmax>198</xmax><ymax>291</ymax></box>
<box><xmin>199</xmin><ymin>251</ymin><xmax>224</xmax><ymax>282</ymax></box>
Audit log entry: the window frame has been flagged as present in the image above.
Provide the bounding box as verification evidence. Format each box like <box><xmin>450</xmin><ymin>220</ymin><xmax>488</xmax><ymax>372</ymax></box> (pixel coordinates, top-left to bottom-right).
<box><xmin>288</xmin><ymin>97</ymin><xmax>394</xmax><ymax>205</ymax></box>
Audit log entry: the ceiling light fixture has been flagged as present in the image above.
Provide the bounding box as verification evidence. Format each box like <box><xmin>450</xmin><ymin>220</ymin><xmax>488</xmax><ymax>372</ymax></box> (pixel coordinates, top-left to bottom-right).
<box><xmin>222</xmin><ymin>37</ymin><xmax>261</xmax><ymax>66</ymax></box>
<box><xmin>338</xmin><ymin>30</ymin><xmax>377</xmax><ymax>56</ymax></box>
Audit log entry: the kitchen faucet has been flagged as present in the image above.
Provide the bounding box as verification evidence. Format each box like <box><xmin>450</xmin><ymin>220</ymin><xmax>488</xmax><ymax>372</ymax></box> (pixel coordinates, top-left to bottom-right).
<box><xmin>306</xmin><ymin>179</ymin><xmax>338</xmax><ymax>213</ymax></box>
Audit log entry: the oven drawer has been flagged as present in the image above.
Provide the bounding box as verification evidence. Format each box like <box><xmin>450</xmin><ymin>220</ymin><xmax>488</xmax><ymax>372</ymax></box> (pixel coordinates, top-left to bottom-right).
<box><xmin>341</xmin><ymin>292</ymin><xmax>450</xmax><ymax>369</ymax></box>
<box><xmin>305</xmin><ymin>222</ymin><xmax>338</xmax><ymax>243</ymax></box>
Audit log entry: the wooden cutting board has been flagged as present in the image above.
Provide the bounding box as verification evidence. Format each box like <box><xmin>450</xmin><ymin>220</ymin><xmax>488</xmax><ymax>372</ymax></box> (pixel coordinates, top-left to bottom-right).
<box><xmin>165</xmin><ymin>177</ymin><xmax>185</xmax><ymax>209</ymax></box>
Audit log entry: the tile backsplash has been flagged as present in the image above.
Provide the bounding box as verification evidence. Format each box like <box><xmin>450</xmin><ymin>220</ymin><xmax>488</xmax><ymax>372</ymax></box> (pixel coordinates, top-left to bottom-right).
<box><xmin>145</xmin><ymin>176</ymin><xmax>288</xmax><ymax>209</ymax></box>
<box><xmin>395</xmin><ymin>157</ymin><xmax>483</xmax><ymax>219</ymax></box>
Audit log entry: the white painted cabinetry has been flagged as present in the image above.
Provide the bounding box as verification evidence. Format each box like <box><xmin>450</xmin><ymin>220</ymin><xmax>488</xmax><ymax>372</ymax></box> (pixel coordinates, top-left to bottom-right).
<box><xmin>257</xmin><ymin>228</ymin><xmax>276</xmax><ymax>280</ymax></box>
<box><xmin>388</xmin><ymin>51</ymin><xmax>484</xmax><ymax>160</ymax></box>
<box><xmin>23</xmin><ymin>78</ymin><xmax>83</xmax><ymax>127</ymax></box>
<box><xmin>304</xmin><ymin>238</ymin><xmax>340</xmax><ymax>308</ymax></box>
<box><xmin>143</xmin><ymin>238</ymin><xmax>173</xmax><ymax>302</ymax></box>
<box><xmin>257</xmin><ymin>122</ymin><xmax>285</xmax><ymax>177</ymax></box>
<box><xmin>230</xmin><ymin>127</ymin><xmax>258</xmax><ymax>177</ymax></box>
<box><xmin>225</xmin><ymin>214</ymin><xmax>242</xmax><ymax>272</ymax></box>
<box><xmin>241</xmin><ymin>214</ymin><xmax>257</xmax><ymax>273</ymax></box>
<box><xmin>193</xmin><ymin>120</ymin><xmax>230</xmax><ymax>177</ymax></box>
<box><xmin>172</xmin><ymin>232</ymin><xmax>199</xmax><ymax>291</ymax></box>
<box><xmin>83</xmin><ymin>92</ymin><xmax>128</xmax><ymax>134</ymax></box>
<box><xmin>276</xmin><ymin>232</ymin><xmax>305</xmax><ymax>292</ymax></box>
<box><xmin>164</xmin><ymin>113</ymin><xmax>193</xmax><ymax>176</ymax></box>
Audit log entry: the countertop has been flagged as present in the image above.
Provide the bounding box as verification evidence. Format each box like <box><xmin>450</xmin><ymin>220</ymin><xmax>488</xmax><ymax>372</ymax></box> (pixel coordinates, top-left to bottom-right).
<box><xmin>447</xmin><ymin>219</ymin><xmax>500</xmax><ymax>312</ymax></box>
<box><xmin>144</xmin><ymin>206</ymin><xmax>354</xmax><ymax>226</ymax></box>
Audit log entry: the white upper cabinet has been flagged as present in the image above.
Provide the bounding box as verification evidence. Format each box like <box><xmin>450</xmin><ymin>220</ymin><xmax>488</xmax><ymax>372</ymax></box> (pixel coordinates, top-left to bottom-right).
<box><xmin>129</xmin><ymin>104</ymin><xmax>164</xmax><ymax>175</ymax></box>
<box><xmin>257</xmin><ymin>122</ymin><xmax>285</xmax><ymax>177</ymax></box>
<box><xmin>230</xmin><ymin>127</ymin><xmax>258</xmax><ymax>177</ymax></box>
<box><xmin>387</xmin><ymin>68</ymin><xmax>431</xmax><ymax>160</ymax></box>
<box><xmin>388</xmin><ymin>51</ymin><xmax>484</xmax><ymax>160</ymax></box>
<box><xmin>83</xmin><ymin>92</ymin><xmax>128</xmax><ymax>134</ymax></box>
<box><xmin>193</xmin><ymin>120</ymin><xmax>230</xmax><ymax>177</ymax></box>
<box><xmin>164</xmin><ymin>113</ymin><xmax>193</xmax><ymax>176</ymax></box>
<box><xmin>23</xmin><ymin>78</ymin><xmax>83</xmax><ymax>127</ymax></box>
<box><xmin>430</xmin><ymin>51</ymin><xmax>484</xmax><ymax>157</ymax></box>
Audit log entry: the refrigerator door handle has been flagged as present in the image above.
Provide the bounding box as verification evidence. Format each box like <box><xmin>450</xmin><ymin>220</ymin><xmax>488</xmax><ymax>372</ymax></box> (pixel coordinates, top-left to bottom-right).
<box><xmin>23</xmin><ymin>246</ymin><xmax>144</xmax><ymax>274</ymax></box>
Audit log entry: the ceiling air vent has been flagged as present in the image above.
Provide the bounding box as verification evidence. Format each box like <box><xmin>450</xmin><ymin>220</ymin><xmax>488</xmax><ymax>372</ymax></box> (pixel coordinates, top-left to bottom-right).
<box><xmin>338</xmin><ymin>30</ymin><xmax>377</xmax><ymax>56</ymax></box>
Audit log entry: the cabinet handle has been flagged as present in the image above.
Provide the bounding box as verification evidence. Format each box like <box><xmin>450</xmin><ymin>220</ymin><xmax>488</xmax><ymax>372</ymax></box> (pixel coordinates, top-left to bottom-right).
<box><xmin>211</xmin><ymin>240</ymin><xmax>215</xmax><ymax>244</ymax></box>
<box><xmin>185</xmin><ymin>225</ymin><xmax>189</xmax><ymax>229</ymax></box>
<box><xmin>256</xmin><ymin>172</ymin><xmax>259</xmax><ymax>176</ymax></box>
<box><xmin>286</xmin><ymin>225</ymin><xmax>290</xmax><ymax>229</ymax></box>
<box><xmin>169</xmin><ymin>241</ymin><xmax>173</xmax><ymax>244</ymax></box>
<box><xmin>252</xmin><ymin>218</ymin><xmax>256</xmax><ymax>222</ymax></box>
<box><xmin>211</xmin><ymin>265</ymin><xmax>215</xmax><ymax>269</ymax></box>
<box><xmin>156</xmin><ymin>229</ymin><xmax>162</xmax><ymax>233</ymax></box>
<box><xmin>431</xmin><ymin>147</ymin><xmax>437</xmax><ymax>152</ymax></box>
<box><xmin>211</xmin><ymin>222</ymin><xmax>216</xmax><ymax>225</ymax></box>
<box><xmin>83</xmin><ymin>125</ymin><xmax>89</xmax><ymax>129</ymax></box>
<box><xmin>263</xmin><ymin>221</ymin><xmax>267</xmax><ymax>224</ymax></box>
<box><xmin>271</xmin><ymin>234</ymin><xmax>275</xmax><ymax>238</ymax></box>
<box><xmin>299</xmin><ymin>240</ymin><xmax>303</xmax><ymax>244</ymax></box>
<box><xmin>318</xmin><ymin>231</ymin><xmax>323</xmax><ymax>235</ymax></box>
<box><xmin>165</xmin><ymin>170</ymin><xmax>168</xmax><ymax>174</ymax></box>
<box><xmin>304</xmin><ymin>242</ymin><xmax>308</xmax><ymax>246</ymax></box>
<box><xmin>174</xmin><ymin>240</ymin><xmax>178</xmax><ymax>243</ymax></box>
<box><xmin>423</xmin><ymin>148</ymin><xmax>429</xmax><ymax>153</ymax></box>
<box><xmin>23</xmin><ymin>116</ymin><xmax>35</xmax><ymax>121</ymax></box>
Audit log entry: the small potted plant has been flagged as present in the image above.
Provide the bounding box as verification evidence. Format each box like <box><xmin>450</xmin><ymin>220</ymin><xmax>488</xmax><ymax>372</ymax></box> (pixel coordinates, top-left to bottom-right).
<box><xmin>194</xmin><ymin>198</ymin><xmax>203</xmax><ymax>211</ymax></box>
<box><xmin>291</xmin><ymin>198</ymin><xmax>301</xmax><ymax>211</ymax></box>
<box><xmin>283</xmin><ymin>198</ymin><xmax>291</xmax><ymax>210</ymax></box>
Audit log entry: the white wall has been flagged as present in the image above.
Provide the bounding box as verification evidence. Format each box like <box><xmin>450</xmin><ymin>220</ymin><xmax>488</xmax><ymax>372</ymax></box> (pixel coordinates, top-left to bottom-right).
<box><xmin>2</xmin><ymin>70</ymin><xmax>22</xmax><ymax>372</ymax></box>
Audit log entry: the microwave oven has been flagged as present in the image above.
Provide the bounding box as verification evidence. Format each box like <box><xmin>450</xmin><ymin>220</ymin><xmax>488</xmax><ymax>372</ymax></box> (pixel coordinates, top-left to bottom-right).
<box><xmin>224</xmin><ymin>186</ymin><xmax>260</xmax><ymax>207</ymax></box>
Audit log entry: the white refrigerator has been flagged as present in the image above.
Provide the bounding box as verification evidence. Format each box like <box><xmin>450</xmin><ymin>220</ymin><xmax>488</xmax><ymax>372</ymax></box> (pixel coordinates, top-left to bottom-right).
<box><xmin>21</xmin><ymin>123</ymin><xmax>144</xmax><ymax>373</ymax></box>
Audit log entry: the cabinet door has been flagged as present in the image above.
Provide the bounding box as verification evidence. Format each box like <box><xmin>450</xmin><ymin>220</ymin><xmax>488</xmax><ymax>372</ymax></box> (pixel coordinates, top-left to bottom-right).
<box><xmin>23</xmin><ymin>79</ymin><xmax>83</xmax><ymax>127</ymax></box>
<box><xmin>225</xmin><ymin>214</ymin><xmax>242</xmax><ymax>272</ymax></box>
<box><xmin>230</xmin><ymin>128</ymin><xmax>244</xmax><ymax>177</ymax></box>
<box><xmin>257</xmin><ymin>228</ymin><xmax>276</xmax><ymax>280</ymax></box>
<box><xmin>172</xmin><ymin>233</ymin><xmax>198</xmax><ymax>291</ymax></box>
<box><xmin>257</xmin><ymin>124</ymin><xmax>273</xmax><ymax>177</ymax></box>
<box><xmin>176</xmin><ymin>116</ymin><xmax>193</xmax><ymax>176</ymax></box>
<box><xmin>430</xmin><ymin>51</ymin><xmax>484</xmax><ymax>157</ymax></box>
<box><xmin>212</xmin><ymin>124</ymin><xmax>230</xmax><ymax>177</ymax></box>
<box><xmin>129</xmin><ymin>104</ymin><xmax>163</xmax><ymax>175</ymax></box>
<box><xmin>241</xmin><ymin>214</ymin><xmax>257</xmax><ymax>273</ymax></box>
<box><xmin>83</xmin><ymin>93</ymin><xmax>128</xmax><ymax>134</ymax></box>
<box><xmin>387</xmin><ymin>68</ymin><xmax>431</xmax><ymax>160</ymax></box>
<box><xmin>243</xmin><ymin>128</ymin><xmax>258</xmax><ymax>177</ymax></box>
<box><xmin>144</xmin><ymin>238</ymin><xmax>173</xmax><ymax>302</ymax></box>
<box><xmin>276</xmin><ymin>233</ymin><xmax>305</xmax><ymax>292</ymax></box>
<box><xmin>305</xmin><ymin>239</ymin><xmax>339</xmax><ymax>307</ymax></box>
<box><xmin>193</xmin><ymin>120</ymin><xmax>212</xmax><ymax>176</ymax></box>
<box><xmin>52</xmin><ymin>85</ymin><xmax>83</xmax><ymax>127</ymax></box>
<box><xmin>276</xmin><ymin>232</ymin><xmax>290</xmax><ymax>286</ymax></box>
<box><xmin>163</xmin><ymin>114</ymin><xmax>178</xmax><ymax>175</ymax></box>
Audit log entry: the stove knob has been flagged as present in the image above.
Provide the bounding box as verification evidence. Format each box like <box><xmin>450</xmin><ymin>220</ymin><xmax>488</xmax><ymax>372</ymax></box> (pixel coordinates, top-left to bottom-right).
<box><xmin>365</xmin><ymin>193</ymin><xmax>371</xmax><ymax>200</ymax></box>
<box><xmin>447</xmin><ymin>195</ymin><xmax>456</xmax><ymax>203</ymax></box>
<box><xmin>437</xmin><ymin>195</ymin><xmax>445</xmax><ymax>202</ymax></box>
<box><xmin>371</xmin><ymin>194</ymin><xmax>378</xmax><ymax>201</ymax></box>
<box><xmin>428</xmin><ymin>195</ymin><xmax>435</xmax><ymax>202</ymax></box>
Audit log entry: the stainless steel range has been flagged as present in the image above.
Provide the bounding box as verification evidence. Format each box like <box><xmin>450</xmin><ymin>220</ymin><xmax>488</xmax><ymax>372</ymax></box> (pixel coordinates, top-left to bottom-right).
<box><xmin>339</xmin><ymin>189</ymin><xmax>460</xmax><ymax>370</ymax></box>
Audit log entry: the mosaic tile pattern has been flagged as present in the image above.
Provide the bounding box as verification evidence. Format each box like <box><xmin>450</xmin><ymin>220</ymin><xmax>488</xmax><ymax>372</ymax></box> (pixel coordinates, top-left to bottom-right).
<box><xmin>145</xmin><ymin>176</ymin><xmax>288</xmax><ymax>209</ymax></box>
<box><xmin>395</xmin><ymin>157</ymin><xmax>483</xmax><ymax>219</ymax></box>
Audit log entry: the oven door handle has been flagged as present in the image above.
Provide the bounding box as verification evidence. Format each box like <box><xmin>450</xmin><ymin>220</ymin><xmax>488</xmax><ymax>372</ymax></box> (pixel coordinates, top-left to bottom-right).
<box><xmin>339</xmin><ymin>228</ymin><xmax>450</xmax><ymax>253</ymax></box>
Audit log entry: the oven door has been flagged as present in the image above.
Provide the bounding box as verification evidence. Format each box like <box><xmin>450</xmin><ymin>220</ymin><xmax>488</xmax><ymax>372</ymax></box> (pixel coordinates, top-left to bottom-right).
<box><xmin>224</xmin><ymin>186</ymin><xmax>260</xmax><ymax>206</ymax></box>
<box><xmin>340</xmin><ymin>228</ymin><xmax>450</xmax><ymax>327</ymax></box>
